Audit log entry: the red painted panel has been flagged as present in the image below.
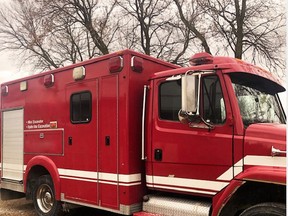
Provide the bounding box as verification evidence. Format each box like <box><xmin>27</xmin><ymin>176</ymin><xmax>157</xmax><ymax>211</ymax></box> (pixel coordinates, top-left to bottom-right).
<box><xmin>63</xmin><ymin>80</ymin><xmax>98</xmax><ymax>203</ymax></box>
<box><xmin>99</xmin><ymin>183</ymin><xmax>118</xmax><ymax>209</ymax></box>
<box><xmin>0</xmin><ymin>50</ymin><xmax>179</xmax><ymax>213</ymax></box>
<box><xmin>99</xmin><ymin>75</ymin><xmax>119</xmax><ymax>209</ymax></box>
<box><xmin>119</xmin><ymin>184</ymin><xmax>143</xmax><ymax>205</ymax></box>
<box><xmin>244</xmin><ymin>123</ymin><xmax>286</xmax><ymax>156</ymax></box>
<box><xmin>149</xmin><ymin>74</ymin><xmax>234</xmax><ymax>196</ymax></box>
<box><xmin>62</xmin><ymin>178</ymin><xmax>97</xmax><ymax>204</ymax></box>
<box><xmin>24</xmin><ymin>130</ymin><xmax>63</xmax><ymax>154</ymax></box>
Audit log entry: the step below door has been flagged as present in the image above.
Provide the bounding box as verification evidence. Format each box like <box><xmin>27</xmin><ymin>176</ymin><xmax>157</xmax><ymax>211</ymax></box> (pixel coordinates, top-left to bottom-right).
<box><xmin>2</xmin><ymin>109</ymin><xmax>24</xmax><ymax>181</ymax></box>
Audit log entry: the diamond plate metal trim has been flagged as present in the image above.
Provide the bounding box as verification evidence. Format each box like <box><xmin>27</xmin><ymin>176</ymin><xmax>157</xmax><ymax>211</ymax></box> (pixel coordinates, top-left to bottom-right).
<box><xmin>143</xmin><ymin>195</ymin><xmax>211</xmax><ymax>216</ymax></box>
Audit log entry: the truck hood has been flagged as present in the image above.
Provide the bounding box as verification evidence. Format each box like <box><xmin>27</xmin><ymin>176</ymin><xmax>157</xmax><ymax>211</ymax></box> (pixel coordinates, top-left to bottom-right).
<box><xmin>244</xmin><ymin>123</ymin><xmax>286</xmax><ymax>157</ymax></box>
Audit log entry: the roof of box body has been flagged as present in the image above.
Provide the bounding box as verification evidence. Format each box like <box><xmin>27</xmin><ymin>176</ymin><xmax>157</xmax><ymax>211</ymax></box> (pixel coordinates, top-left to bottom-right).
<box><xmin>1</xmin><ymin>49</ymin><xmax>179</xmax><ymax>86</ymax></box>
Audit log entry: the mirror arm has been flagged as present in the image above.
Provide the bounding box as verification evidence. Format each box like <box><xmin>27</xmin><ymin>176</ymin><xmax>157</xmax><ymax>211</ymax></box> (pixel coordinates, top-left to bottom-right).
<box><xmin>196</xmin><ymin>73</ymin><xmax>201</xmax><ymax>115</ymax></box>
<box><xmin>198</xmin><ymin>117</ymin><xmax>215</xmax><ymax>130</ymax></box>
<box><xmin>178</xmin><ymin>109</ymin><xmax>189</xmax><ymax>124</ymax></box>
<box><xmin>179</xmin><ymin>109</ymin><xmax>215</xmax><ymax>130</ymax></box>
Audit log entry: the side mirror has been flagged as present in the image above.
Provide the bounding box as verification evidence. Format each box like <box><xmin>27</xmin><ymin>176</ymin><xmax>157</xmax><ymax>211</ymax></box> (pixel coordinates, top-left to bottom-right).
<box><xmin>179</xmin><ymin>71</ymin><xmax>200</xmax><ymax>124</ymax></box>
<box><xmin>181</xmin><ymin>73</ymin><xmax>199</xmax><ymax>114</ymax></box>
<box><xmin>179</xmin><ymin>70</ymin><xmax>215</xmax><ymax>129</ymax></box>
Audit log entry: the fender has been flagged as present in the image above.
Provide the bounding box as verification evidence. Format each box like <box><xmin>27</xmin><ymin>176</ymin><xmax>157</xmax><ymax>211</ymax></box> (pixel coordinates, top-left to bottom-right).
<box><xmin>24</xmin><ymin>156</ymin><xmax>61</xmax><ymax>200</ymax></box>
<box><xmin>212</xmin><ymin>166</ymin><xmax>286</xmax><ymax>216</ymax></box>
<box><xmin>212</xmin><ymin>179</ymin><xmax>244</xmax><ymax>216</ymax></box>
<box><xmin>235</xmin><ymin>166</ymin><xmax>286</xmax><ymax>185</ymax></box>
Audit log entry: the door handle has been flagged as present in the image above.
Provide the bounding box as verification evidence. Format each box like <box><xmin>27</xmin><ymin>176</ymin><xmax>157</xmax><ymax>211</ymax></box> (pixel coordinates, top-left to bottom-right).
<box><xmin>105</xmin><ymin>136</ymin><xmax>110</xmax><ymax>146</ymax></box>
<box><xmin>154</xmin><ymin>149</ymin><xmax>162</xmax><ymax>161</ymax></box>
<box><xmin>68</xmin><ymin>137</ymin><xmax>72</xmax><ymax>145</ymax></box>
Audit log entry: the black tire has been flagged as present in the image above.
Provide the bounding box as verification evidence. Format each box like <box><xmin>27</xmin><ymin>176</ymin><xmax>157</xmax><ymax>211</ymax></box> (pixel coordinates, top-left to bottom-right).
<box><xmin>240</xmin><ymin>202</ymin><xmax>286</xmax><ymax>216</ymax></box>
<box><xmin>32</xmin><ymin>175</ymin><xmax>63</xmax><ymax>216</ymax></box>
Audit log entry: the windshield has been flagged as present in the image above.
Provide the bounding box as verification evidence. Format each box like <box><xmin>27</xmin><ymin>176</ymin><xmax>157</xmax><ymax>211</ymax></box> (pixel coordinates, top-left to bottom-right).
<box><xmin>230</xmin><ymin>74</ymin><xmax>285</xmax><ymax>127</ymax></box>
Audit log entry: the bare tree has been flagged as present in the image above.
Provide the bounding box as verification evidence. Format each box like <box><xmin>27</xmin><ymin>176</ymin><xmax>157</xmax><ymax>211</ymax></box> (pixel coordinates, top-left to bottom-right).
<box><xmin>173</xmin><ymin>0</ymin><xmax>212</xmax><ymax>54</ymax></box>
<box><xmin>199</xmin><ymin>0</ymin><xmax>286</xmax><ymax>76</ymax></box>
<box><xmin>0</xmin><ymin>0</ymin><xmax>285</xmax><ymax>76</ymax></box>
<box><xmin>118</xmin><ymin>0</ymin><xmax>173</xmax><ymax>56</ymax></box>
<box><xmin>117</xmin><ymin>0</ymin><xmax>194</xmax><ymax>65</ymax></box>
<box><xmin>0</xmin><ymin>0</ymin><xmax>119</xmax><ymax>71</ymax></box>
<box><xmin>0</xmin><ymin>0</ymin><xmax>61</xmax><ymax>70</ymax></box>
<box><xmin>42</xmin><ymin>0</ymin><xmax>119</xmax><ymax>55</ymax></box>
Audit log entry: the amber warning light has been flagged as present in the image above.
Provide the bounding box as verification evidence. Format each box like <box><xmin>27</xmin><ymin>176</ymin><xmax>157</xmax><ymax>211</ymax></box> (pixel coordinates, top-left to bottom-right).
<box><xmin>189</xmin><ymin>52</ymin><xmax>213</xmax><ymax>66</ymax></box>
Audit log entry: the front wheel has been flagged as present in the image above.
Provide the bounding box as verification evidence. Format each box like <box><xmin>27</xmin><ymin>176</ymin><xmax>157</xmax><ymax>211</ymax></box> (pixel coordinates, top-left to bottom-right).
<box><xmin>240</xmin><ymin>202</ymin><xmax>286</xmax><ymax>216</ymax></box>
<box><xmin>32</xmin><ymin>175</ymin><xmax>63</xmax><ymax>216</ymax></box>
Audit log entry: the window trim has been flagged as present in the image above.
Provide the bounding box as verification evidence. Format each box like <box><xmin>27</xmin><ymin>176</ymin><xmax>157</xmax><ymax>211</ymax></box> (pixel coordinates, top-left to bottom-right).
<box><xmin>158</xmin><ymin>80</ymin><xmax>181</xmax><ymax>122</ymax></box>
<box><xmin>201</xmin><ymin>74</ymin><xmax>227</xmax><ymax>125</ymax></box>
<box><xmin>70</xmin><ymin>91</ymin><xmax>92</xmax><ymax>124</ymax></box>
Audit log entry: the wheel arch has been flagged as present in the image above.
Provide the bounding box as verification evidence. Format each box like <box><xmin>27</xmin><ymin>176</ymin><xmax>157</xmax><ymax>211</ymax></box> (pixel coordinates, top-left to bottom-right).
<box><xmin>212</xmin><ymin>166</ymin><xmax>286</xmax><ymax>216</ymax></box>
<box><xmin>24</xmin><ymin>156</ymin><xmax>61</xmax><ymax>200</ymax></box>
<box><xmin>218</xmin><ymin>181</ymin><xmax>286</xmax><ymax>216</ymax></box>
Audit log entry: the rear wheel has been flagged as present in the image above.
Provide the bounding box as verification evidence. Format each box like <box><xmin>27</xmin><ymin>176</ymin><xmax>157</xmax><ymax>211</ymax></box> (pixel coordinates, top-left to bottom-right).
<box><xmin>240</xmin><ymin>202</ymin><xmax>285</xmax><ymax>216</ymax></box>
<box><xmin>33</xmin><ymin>175</ymin><xmax>62</xmax><ymax>216</ymax></box>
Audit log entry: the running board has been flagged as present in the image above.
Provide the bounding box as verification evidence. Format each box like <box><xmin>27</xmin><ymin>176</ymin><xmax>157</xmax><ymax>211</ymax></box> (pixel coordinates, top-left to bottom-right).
<box><xmin>1</xmin><ymin>178</ymin><xmax>24</xmax><ymax>193</ymax></box>
<box><xmin>142</xmin><ymin>195</ymin><xmax>211</xmax><ymax>216</ymax></box>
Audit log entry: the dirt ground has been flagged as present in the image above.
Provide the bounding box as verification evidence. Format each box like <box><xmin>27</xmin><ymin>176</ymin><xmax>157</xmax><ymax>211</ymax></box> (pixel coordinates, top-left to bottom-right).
<box><xmin>0</xmin><ymin>198</ymin><xmax>36</xmax><ymax>216</ymax></box>
<box><xmin>0</xmin><ymin>198</ymin><xmax>121</xmax><ymax>216</ymax></box>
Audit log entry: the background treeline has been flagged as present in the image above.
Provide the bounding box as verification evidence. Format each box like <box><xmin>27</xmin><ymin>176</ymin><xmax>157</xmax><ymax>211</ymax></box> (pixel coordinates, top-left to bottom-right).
<box><xmin>0</xmin><ymin>0</ymin><xmax>285</xmax><ymax>78</ymax></box>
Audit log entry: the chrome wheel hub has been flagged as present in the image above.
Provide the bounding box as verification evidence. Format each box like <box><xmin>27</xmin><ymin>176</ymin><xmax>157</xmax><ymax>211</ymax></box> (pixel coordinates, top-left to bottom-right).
<box><xmin>36</xmin><ymin>184</ymin><xmax>54</xmax><ymax>213</ymax></box>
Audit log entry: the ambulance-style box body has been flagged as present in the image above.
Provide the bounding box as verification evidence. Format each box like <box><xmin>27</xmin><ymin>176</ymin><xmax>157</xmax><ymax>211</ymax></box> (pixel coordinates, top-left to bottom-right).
<box><xmin>0</xmin><ymin>50</ymin><xmax>178</xmax><ymax>215</ymax></box>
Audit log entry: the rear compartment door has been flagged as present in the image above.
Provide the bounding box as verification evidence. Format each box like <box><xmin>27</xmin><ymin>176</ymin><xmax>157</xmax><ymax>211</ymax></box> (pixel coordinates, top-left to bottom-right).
<box><xmin>2</xmin><ymin>109</ymin><xmax>24</xmax><ymax>181</ymax></box>
<box><xmin>98</xmin><ymin>74</ymin><xmax>119</xmax><ymax>209</ymax></box>
<box><xmin>64</xmin><ymin>80</ymin><xmax>99</xmax><ymax>204</ymax></box>
<box><xmin>63</xmin><ymin>75</ymin><xmax>119</xmax><ymax>209</ymax></box>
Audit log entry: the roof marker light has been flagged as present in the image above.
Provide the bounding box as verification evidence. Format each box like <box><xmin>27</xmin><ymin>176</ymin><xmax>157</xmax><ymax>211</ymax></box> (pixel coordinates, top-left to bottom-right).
<box><xmin>1</xmin><ymin>85</ymin><xmax>8</xmax><ymax>96</ymax></box>
<box><xmin>44</xmin><ymin>74</ymin><xmax>55</xmax><ymax>87</ymax></box>
<box><xmin>109</xmin><ymin>56</ymin><xmax>123</xmax><ymax>73</ymax></box>
<box><xmin>189</xmin><ymin>52</ymin><xmax>213</xmax><ymax>66</ymax></box>
<box><xmin>73</xmin><ymin>66</ymin><xmax>86</xmax><ymax>80</ymax></box>
<box><xmin>20</xmin><ymin>81</ymin><xmax>28</xmax><ymax>91</ymax></box>
<box><xmin>131</xmin><ymin>56</ymin><xmax>143</xmax><ymax>73</ymax></box>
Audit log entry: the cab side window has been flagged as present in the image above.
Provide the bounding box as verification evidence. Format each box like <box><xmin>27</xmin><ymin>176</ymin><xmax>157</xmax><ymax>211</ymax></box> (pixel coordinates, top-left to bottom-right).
<box><xmin>159</xmin><ymin>80</ymin><xmax>181</xmax><ymax>121</ymax></box>
<box><xmin>202</xmin><ymin>75</ymin><xmax>226</xmax><ymax>124</ymax></box>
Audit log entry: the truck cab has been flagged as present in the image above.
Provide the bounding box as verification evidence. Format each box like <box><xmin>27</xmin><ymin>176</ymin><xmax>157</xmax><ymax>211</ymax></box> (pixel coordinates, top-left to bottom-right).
<box><xmin>142</xmin><ymin>52</ymin><xmax>286</xmax><ymax>216</ymax></box>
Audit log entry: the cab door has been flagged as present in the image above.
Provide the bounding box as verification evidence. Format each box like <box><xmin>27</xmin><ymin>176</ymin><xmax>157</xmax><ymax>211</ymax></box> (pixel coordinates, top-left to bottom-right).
<box><xmin>150</xmin><ymin>73</ymin><xmax>234</xmax><ymax>196</ymax></box>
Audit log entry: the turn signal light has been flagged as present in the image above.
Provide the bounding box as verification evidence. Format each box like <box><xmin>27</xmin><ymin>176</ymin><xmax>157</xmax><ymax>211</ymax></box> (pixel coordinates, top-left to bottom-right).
<box><xmin>189</xmin><ymin>52</ymin><xmax>213</xmax><ymax>66</ymax></box>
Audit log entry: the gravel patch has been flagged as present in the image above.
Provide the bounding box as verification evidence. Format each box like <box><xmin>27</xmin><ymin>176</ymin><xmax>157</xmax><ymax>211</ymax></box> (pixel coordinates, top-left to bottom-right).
<box><xmin>0</xmin><ymin>198</ymin><xmax>122</xmax><ymax>216</ymax></box>
<box><xmin>0</xmin><ymin>198</ymin><xmax>36</xmax><ymax>216</ymax></box>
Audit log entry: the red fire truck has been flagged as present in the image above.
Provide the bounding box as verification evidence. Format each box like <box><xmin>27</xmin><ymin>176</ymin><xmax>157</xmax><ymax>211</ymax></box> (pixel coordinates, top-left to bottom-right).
<box><xmin>0</xmin><ymin>50</ymin><xmax>286</xmax><ymax>216</ymax></box>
